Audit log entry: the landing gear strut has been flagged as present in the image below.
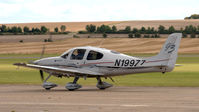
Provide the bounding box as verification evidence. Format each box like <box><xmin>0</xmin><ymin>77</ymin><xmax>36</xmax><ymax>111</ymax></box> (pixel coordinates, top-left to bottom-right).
<box><xmin>96</xmin><ymin>77</ymin><xmax>112</xmax><ymax>90</ymax></box>
<box><xmin>42</xmin><ymin>74</ymin><xmax>57</xmax><ymax>90</ymax></box>
<box><xmin>65</xmin><ymin>76</ymin><xmax>82</xmax><ymax>91</ymax></box>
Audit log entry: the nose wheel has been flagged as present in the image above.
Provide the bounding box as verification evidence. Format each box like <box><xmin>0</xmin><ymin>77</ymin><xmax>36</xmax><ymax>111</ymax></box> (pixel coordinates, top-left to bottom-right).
<box><xmin>42</xmin><ymin>82</ymin><xmax>57</xmax><ymax>90</ymax></box>
<box><xmin>42</xmin><ymin>74</ymin><xmax>57</xmax><ymax>90</ymax></box>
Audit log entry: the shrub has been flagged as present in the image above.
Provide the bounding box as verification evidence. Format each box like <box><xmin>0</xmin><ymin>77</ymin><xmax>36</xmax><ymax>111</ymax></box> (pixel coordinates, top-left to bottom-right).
<box><xmin>154</xmin><ymin>33</ymin><xmax>160</xmax><ymax>38</ymax></box>
<box><xmin>60</xmin><ymin>25</ymin><xmax>66</xmax><ymax>32</ymax></box>
<box><xmin>44</xmin><ymin>39</ymin><xmax>48</xmax><ymax>42</ymax></box>
<box><xmin>144</xmin><ymin>34</ymin><xmax>150</xmax><ymax>38</ymax></box>
<box><xmin>191</xmin><ymin>33</ymin><xmax>196</xmax><ymax>38</ymax></box>
<box><xmin>135</xmin><ymin>32</ymin><xmax>141</xmax><ymax>38</ymax></box>
<box><xmin>19</xmin><ymin>40</ymin><xmax>23</xmax><ymax>43</ymax></box>
<box><xmin>103</xmin><ymin>33</ymin><xmax>107</xmax><ymax>38</ymax></box>
<box><xmin>140</xmin><ymin>27</ymin><xmax>146</xmax><ymax>34</ymax></box>
<box><xmin>168</xmin><ymin>26</ymin><xmax>175</xmax><ymax>34</ymax></box>
<box><xmin>158</xmin><ymin>25</ymin><xmax>165</xmax><ymax>34</ymax></box>
<box><xmin>78</xmin><ymin>31</ymin><xmax>88</xmax><ymax>34</ymax></box>
<box><xmin>128</xmin><ymin>33</ymin><xmax>133</xmax><ymax>38</ymax></box>
<box><xmin>48</xmin><ymin>38</ymin><xmax>53</xmax><ymax>42</ymax></box>
<box><xmin>182</xmin><ymin>33</ymin><xmax>187</xmax><ymax>38</ymax></box>
<box><xmin>124</xmin><ymin>26</ymin><xmax>131</xmax><ymax>33</ymax></box>
<box><xmin>41</xmin><ymin>26</ymin><xmax>48</xmax><ymax>34</ymax></box>
<box><xmin>23</xmin><ymin>26</ymin><xmax>29</xmax><ymax>33</ymax></box>
<box><xmin>86</xmin><ymin>24</ymin><xmax>96</xmax><ymax>33</ymax></box>
<box><xmin>112</xmin><ymin>25</ymin><xmax>117</xmax><ymax>33</ymax></box>
<box><xmin>97</xmin><ymin>25</ymin><xmax>111</xmax><ymax>33</ymax></box>
<box><xmin>73</xmin><ymin>35</ymin><xmax>79</xmax><ymax>38</ymax></box>
<box><xmin>44</xmin><ymin>38</ymin><xmax>53</xmax><ymax>42</ymax></box>
<box><xmin>54</xmin><ymin>27</ymin><xmax>58</xmax><ymax>33</ymax></box>
<box><xmin>132</xmin><ymin>28</ymin><xmax>138</xmax><ymax>33</ymax></box>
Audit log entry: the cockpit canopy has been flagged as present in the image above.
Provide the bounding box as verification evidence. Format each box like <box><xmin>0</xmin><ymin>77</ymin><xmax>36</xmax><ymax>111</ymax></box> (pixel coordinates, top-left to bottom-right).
<box><xmin>61</xmin><ymin>47</ymin><xmax>104</xmax><ymax>60</ymax></box>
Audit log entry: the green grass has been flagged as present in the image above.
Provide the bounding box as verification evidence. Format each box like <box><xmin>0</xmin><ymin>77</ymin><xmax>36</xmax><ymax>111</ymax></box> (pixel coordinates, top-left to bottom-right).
<box><xmin>0</xmin><ymin>54</ymin><xmax>199</xmax><ymax>87</ymax></box>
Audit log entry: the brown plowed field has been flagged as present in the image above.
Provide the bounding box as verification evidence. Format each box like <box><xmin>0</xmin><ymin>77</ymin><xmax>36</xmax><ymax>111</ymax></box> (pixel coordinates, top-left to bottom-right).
<box><xmin>0</xmin><ymin>37</ymin><xmax>198</xmax><ymax>54</ymax></box>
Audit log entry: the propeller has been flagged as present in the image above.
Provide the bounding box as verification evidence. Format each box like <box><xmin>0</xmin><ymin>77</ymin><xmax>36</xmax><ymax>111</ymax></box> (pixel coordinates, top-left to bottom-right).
<box><xmin>39</xmin><ymin>45</ymin><xmax>46</xmax><ymax>82</ymax></box>
<box><xmin>40</xmin><ymin>44</ymin><xmax>46</xmax><ymax>59</ymax></box>
<box><xmin>27</xmin><ymin>44</ymin><xmax>46</xmax><ymax>64</ymax></box>
<box><xmin>40</xmin><ymin>70</ymin><xmax>44</xmax><ymax>81</ymax></box>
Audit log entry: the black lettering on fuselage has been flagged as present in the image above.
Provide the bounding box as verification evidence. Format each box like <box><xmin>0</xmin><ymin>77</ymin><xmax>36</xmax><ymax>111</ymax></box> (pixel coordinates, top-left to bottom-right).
<box><xmin>114</xmin><ymin>59</ymin><xmax>121</xmax><ymax>66</ymax></box>
<box><xmin>114</xmin><ymin>59</ymin><xmax>146</xmax><ymax>67</ymax></box>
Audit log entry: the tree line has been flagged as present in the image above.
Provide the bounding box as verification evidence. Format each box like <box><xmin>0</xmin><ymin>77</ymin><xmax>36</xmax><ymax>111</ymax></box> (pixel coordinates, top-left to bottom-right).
<box><xmin>185</xmin><ymin>14</ymin><xmax>199</xmax><ymax>19</ymax></box>
<box><xmin>0</xmin><ymin>25</ymin><xmax>68</xmax><ymax>35</ymax></box>
<box><xmin>79</xmin><ymin>24</ymin><xmax>199</xmax><ymax>38</ymax></box>
<box><xmin>1</xmin><ymin>23</ymin><xmax>199</xmax><ymax>38</ymax></box>
<box><xmin>82</xmin><ymin>24</ymin><xmax>199</xmax><ymax>34</ymax></box>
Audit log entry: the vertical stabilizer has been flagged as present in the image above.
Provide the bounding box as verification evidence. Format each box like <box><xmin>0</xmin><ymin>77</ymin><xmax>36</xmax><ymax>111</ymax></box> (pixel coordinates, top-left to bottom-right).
<box><xmin>156</xmin><ymin>33</ymin><xmax>182</xmax><ymax>71</ymax></box>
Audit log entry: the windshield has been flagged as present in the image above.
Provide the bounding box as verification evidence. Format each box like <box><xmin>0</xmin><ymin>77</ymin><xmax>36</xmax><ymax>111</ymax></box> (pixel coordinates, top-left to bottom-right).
<box><xmin>61</xmin><ymin>50</ymin><xmax>72</xmax><ymax>59</ymax></box>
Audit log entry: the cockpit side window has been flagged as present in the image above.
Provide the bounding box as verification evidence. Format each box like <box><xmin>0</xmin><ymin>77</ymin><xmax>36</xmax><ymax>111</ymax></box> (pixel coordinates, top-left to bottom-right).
<box><xmin>87</xmin><ymin>50</ymin><xmax>103</xmax><ymax>60</ymax></box>
<box><xmin>70</xmin><ymin>49</ymin><xmax>86</xmax><ymax>60</ymax></box>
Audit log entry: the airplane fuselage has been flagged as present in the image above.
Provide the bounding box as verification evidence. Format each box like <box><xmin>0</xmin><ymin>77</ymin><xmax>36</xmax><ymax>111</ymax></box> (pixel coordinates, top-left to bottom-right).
<box><xmin>34</xmin><ymin>47</ymin><xmax>165</xmax><ymax>77</ymax></box>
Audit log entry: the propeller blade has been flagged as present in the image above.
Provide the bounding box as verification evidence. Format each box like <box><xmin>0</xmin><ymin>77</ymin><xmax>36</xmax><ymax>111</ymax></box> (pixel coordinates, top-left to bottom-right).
<box><xmin>40</xmin><ymin>44</ymin><xmax>46</xmax><ymax>59</ymax></box>
<box><xmin>39</xmin><ymin>70</ymin><xmax>44</xmax><ymax>81</ymax></box>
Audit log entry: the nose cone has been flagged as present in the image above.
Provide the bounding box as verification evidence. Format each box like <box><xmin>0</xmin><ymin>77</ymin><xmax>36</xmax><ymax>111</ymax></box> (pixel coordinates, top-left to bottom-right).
<box><xmin>33</xmin><ymin>59</ymin><xmax>42</xmax><ymax>65</ymax></box>
<box><xmin>32</xmin><ymin>57</ymin><xmax>63</xmax><ymax>65</ymax></box>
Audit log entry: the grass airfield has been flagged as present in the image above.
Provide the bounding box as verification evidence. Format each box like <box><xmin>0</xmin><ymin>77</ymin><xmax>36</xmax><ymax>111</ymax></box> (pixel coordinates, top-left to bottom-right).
<box><xmin>0</xmin><ymin>54</ymin><xmax>199</xmax><ymax>87</ymax></box>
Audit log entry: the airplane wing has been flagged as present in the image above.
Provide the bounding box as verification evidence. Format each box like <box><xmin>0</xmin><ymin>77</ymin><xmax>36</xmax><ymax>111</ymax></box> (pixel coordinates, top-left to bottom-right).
<box><xmin>13</xmin><ymin>63</ymin><xmax>104</xmax><ymax>76</ymax></box>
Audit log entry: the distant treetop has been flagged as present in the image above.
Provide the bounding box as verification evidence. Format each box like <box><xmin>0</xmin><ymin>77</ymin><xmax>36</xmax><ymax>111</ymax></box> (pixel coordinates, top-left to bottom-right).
<box><xmin>184</xmin><ymin>14</ymin><xmax>199</xmax><ymax>20</ymax></box>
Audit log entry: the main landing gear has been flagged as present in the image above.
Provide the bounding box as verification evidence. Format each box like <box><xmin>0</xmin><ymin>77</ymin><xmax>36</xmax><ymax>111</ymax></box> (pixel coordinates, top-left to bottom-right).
<box><xmin>65</xmin><ymin>76</ymin><xmax>82</xmax><ymax>91</ymax></box>
<box><xmin>65</xmin><ymin>76</ymin><xmax>112</xmax><ymax>91</ymax></box>
<box><xmin>96</xmin><ymin>77</ymin><xmax>113</xmax><ymax>90</ymax></box>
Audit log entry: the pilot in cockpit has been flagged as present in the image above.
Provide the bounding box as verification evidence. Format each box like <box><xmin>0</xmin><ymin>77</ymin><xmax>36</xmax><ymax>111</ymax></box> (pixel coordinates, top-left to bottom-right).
<box><xmin>71</xmin><ymin>49</ymin><xmax>85</xmax><ymax>60</ymax></box>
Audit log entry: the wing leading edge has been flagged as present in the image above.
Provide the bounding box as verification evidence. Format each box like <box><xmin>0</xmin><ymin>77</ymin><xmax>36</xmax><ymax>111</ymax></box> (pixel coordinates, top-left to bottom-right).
<box><xmin>13</xmin><ymin>63</ymin><xmax>104</xmax><ymax>76</ymax></box>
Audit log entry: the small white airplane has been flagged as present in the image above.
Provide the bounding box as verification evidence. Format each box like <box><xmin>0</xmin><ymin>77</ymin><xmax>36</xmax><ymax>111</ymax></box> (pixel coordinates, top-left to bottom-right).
<box><xmin>14</xmin><ymin>33</ymin><xmax>182</xmax><ymax>91</ymax></box>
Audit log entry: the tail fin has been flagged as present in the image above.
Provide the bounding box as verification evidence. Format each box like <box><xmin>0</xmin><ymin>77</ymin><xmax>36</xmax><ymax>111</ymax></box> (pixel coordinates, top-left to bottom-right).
<box><xmin>146</xmin><ymin>33</ymin><xmax>182</xmax><ymax>72</ymax></box>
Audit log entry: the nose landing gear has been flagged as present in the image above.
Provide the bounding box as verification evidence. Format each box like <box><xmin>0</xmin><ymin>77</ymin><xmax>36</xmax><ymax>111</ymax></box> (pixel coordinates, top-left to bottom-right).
<box><xmin>42</xmin><ymin>74</ymin><xmax>57</xmax><ymax>90</ymax></box>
